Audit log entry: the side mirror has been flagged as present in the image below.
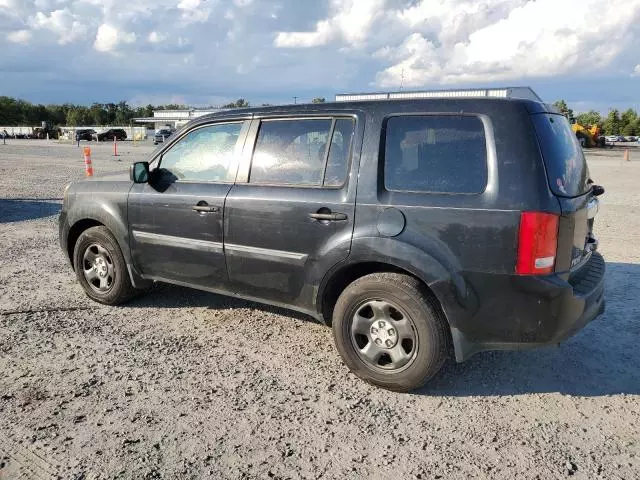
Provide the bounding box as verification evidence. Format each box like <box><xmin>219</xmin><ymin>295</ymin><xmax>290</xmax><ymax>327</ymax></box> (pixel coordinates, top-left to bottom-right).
<box><xmin>130</xmin><ymin>161</ymin><xmax>150</xmax><ymax>183</ymax></box>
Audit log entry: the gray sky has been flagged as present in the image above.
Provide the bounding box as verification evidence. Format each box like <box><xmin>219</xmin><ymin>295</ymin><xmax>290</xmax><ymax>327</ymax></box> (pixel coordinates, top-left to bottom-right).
<box><xmin>1</xmin><ymin>0</ymin><xmax>639</xmax><ymax>112</ymax></box>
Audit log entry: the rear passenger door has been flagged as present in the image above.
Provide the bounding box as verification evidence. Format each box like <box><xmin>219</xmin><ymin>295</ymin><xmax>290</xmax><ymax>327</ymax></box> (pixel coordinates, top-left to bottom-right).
<box><xmin>224</xmin><ymin>114</ymin><xmax>361</xmax><ymax>309</ymax></box>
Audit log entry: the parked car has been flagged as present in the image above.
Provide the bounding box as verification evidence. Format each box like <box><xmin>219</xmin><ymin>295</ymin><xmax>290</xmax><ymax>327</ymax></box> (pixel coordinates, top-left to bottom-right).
<box><xmin>75</xmin><ymin>129</ymin><xmax>97</xmax><ymax>141</ymax></box>
<box><xmin>153</xmin><ymin>128</ymin><xmax>174</xmax><ymax>145</ymax></box>
<box><xmin>59</xmin><ymin>89</ymin><xmax>606</xmax><ymax>391</ymax></box>
<box><xmin>97</xmin><ymin>128</ymin><xmax>127</xmax><ymax>142</ymax></box>
<box><xmin>604</xmin><ymin>135</ymin><xmax>619</xmax><ymax>143</ymax></box>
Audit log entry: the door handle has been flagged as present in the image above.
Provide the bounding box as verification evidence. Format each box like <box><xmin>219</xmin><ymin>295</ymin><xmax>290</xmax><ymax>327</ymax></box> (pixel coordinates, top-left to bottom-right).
<box><xmin>309</xmin><ymin>212</ymin><xmax>348</xmax><ymax>221</ymax></box>
<box><xmin>192</xmin><ymin>205</ymin><xmax>220</xmax><ymax>213</ymax></box>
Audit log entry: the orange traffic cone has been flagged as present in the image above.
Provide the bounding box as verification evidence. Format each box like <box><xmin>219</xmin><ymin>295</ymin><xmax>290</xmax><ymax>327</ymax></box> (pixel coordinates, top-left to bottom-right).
<box><xmin>84</xmin><ymin>146</ymin><xmax>93</xmax><ymax>176</ymax></box>
<box><xmin>624</xmin><ymin>148</ymin><xmax>630</xmax><ymax>162</ymax></box>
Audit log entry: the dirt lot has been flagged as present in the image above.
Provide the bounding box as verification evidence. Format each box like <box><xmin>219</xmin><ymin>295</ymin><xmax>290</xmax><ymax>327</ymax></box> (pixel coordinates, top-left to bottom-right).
<box><xmin>1</xmin><ymin>140</ymin><xmax>639</xmax><ymax>479</ymax></box>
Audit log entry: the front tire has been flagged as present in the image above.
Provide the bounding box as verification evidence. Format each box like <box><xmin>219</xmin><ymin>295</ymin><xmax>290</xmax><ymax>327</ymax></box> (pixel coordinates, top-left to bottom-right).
<box><xmin>332</xmin><ymin>273</ymin><xmax>449</xmax><ymax>392</ymax></box>
<box><xmin>73</xmin><ymin>226</ymin><xmax>139</xmax><ymax>305</ymax></box>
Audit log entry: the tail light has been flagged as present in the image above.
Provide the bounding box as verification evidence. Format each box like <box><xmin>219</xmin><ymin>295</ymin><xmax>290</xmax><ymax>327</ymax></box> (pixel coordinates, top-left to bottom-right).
<box><xmin>516</xmin><ymin>212</ymin><xmax>559</xmax><ymax>275</ymax></box>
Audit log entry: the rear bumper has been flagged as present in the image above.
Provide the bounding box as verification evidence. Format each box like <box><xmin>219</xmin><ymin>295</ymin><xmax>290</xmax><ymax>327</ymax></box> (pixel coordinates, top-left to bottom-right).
<box><xmin>451</xmin><ymin>251</ymin><xmax>606</xmax><ymax>362</ymax></box>
<box><xmin>553</xmin><ymin>251</ymin><xmax>605</xmax><ymax>341</ymax></box>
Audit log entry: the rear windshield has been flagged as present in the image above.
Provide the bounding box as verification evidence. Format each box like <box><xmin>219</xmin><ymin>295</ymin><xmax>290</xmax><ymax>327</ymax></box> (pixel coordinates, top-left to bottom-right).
<box><xmin>531</xmin><ymin>113</ymin><xmax>589</xmax><ymax>197</ymax></box>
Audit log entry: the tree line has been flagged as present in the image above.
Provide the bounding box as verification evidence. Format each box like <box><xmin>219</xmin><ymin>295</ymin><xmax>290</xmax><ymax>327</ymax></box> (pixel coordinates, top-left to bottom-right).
<box><xmin>553</xmin><ymin>100</ymin><xmax>639</xmax><ymax>136</ymax></box>
<box><xmin>0</xmin><ymin>96</ymin><xmax>328</xmax><ymax>127</ymax></box>
<box><xmin>0</xmin><ymin>96</ymin><xmax>186</xmax><ymax>127</ymax></box>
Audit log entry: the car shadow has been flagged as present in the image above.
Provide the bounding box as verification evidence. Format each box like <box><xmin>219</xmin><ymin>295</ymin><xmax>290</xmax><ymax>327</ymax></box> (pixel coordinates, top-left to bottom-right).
<box><xmin>0</xmin><ymin>198</ymin><xmax>61</xmax><ymax>223</ymax></box>
<box><xmin>126</xmin><ymin>282</ymin><xmax>318</xmax><ymax>324</ymax></box>
<box><xmin>124</xmin><ymin>261</ymin><xmax>639</xmax><ymax>397</ymax></box>
<box><xmin>420</xmin><ymin>261</ymin><xmax>640</xmax><ymax>397</ymax></box>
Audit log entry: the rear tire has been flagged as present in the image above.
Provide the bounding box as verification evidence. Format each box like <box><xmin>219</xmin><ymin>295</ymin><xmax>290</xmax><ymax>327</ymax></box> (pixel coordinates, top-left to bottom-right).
<box><xmin>73</xmin><ymin>226</ymin><xmax>140</xmax><ymax>305</ymax></box>
<box><xmin>332</xmin><ymin>272</ymin><xmax>449</xmax><ymax>392</ymax></box>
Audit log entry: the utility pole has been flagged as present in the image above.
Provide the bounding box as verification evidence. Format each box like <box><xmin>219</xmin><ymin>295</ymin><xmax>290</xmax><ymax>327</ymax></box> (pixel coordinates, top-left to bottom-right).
<box><xmin>400</xmin><ymin>69</ymin><xmax>405</xmax><ymax>91</ymax></box>
<box><xmin>293</xmin><ymin>96</ymin><xmax>298</xmax><ymax>104</ymax></box>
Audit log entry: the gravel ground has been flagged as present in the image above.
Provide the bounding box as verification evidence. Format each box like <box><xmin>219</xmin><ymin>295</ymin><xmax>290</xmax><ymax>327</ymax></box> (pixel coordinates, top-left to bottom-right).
<box><xmin>0</xmin><ymin>140</ymin><xmax>639</xmax><ymax>479</ymax></box>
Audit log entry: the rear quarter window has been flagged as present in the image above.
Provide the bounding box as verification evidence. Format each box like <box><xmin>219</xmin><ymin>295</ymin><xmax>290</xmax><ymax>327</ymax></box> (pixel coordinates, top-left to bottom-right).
<box><xmin>384</xmin><ymin>115</ymin><xmax>488</xmax><ymax>194</ymax></box>
<box><xmin>531</xmin><ymin>114</ymin><xmax>590</xmax><ymax>197</ymax></box>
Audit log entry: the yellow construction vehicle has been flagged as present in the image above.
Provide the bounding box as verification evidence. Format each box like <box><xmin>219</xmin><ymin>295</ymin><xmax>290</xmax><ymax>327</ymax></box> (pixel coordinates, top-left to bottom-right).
<box><xmin>571</xmin><ymin>122</ymin><xmax>605</xmax><ymax>148</ymax></box>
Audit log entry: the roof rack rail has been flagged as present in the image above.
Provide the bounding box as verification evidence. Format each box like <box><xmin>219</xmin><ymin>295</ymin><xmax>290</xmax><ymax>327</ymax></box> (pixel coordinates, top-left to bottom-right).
<box><xmin>335</xmin><ymin>87</ymin><xmax>543</xmax><ymax>103</ymax></box>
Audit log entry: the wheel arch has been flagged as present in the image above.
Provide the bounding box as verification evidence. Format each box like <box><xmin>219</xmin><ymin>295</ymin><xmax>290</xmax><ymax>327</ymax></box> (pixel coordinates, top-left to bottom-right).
<box><xmin>65</xmin><ymin>209</ymin><xmax>151</xmax><ymax>289</ymax></box>
<box><xmin>318</xmin><ymin>259</ymin><xmax>454</xmax><ymax>329</ymax></box>
<box><xmin>66</xmin><ymin>218</ymin><xmax>104</xmax><ymax>267</ymax></box>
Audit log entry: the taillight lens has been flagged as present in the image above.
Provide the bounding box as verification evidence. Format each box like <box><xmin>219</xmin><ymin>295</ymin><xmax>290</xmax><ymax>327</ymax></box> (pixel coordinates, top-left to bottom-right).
<box><xmin>516</xmin><ymin>212</ymin><xmax>559</xmax><ymax>275</ymax></box>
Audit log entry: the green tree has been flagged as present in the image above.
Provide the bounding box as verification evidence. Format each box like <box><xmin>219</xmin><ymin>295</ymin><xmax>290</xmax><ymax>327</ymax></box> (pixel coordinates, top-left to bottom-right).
<box><xmin>575</xmin><ymin>110</ymin><xmax>602</xmax><ymax>127</ymax></box>
<box><xmin>66</xmin><ymin>107</ymin><xmax>82</xmax><ymax>126</ymax></box>
<box><xmin>0</xmin><ymin>96</ymin><xmax>20</xmax><ymax>124</ymax></box>
<box><xmin>312</xmin><ymin>97</ymin><xmax>326</xmax><ymax>104</ymax></box>
<box><xmin>553</xmin><ymin>100</ymin><xmax>573</xmax><ymax>119</ymax></box>
<box><xmin>88</xmin><ymin>103</ymin><xmax>107</xmax><ymax>125</ymax></box>
<box><xmin>223</xmin><ymin>98</ymin><xmax>249</xmax><ymax>108</ymax></box>
<box><xmin>620</xmin><ymin>108</ymin><xmax>637</xmax><ymax>136</ymax></box>
<box><xmin>104</xmin><ymin>103</ymin><xmax>117</xmax><ymax>124</ymax></box>
<box><xmin>602</xmin><ymin>109</ymin><xmax>622</xmax><ymax>135</ymax></box>
<box><xmin>114</xmin><ymin>100</ymin><xmax>132</xmax><ymax>125</ymax></box>
<box><xmin>46</xmin><ymin>104</ymin><xmax>68</xmax><ymax>126</ymax></box>
<box><xmin>142</xmin><ymin>104</ymin><xmax>154</xmax><ymax>118</ymax></box>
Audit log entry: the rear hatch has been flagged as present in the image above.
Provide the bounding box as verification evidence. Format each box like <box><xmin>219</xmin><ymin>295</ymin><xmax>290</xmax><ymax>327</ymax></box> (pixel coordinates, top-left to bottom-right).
<box><xmin>531</xmin><ymin>113</ymin><xmax>601</xmax><ymax>273</ymax></box>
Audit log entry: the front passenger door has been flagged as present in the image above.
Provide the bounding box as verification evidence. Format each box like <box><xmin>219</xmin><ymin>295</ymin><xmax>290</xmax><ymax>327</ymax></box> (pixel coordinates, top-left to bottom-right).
<box><xmin>128</xmin><ymin>121</ymin><xmax>248</xmax><ymax>289</ymax></box>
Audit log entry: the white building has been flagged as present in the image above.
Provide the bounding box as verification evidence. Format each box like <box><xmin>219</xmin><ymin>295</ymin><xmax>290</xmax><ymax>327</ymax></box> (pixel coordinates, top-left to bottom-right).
<box><xmin>134</xmin><ymin>108</ymin><xmax>227</xmax><ymax>130</ymax></box>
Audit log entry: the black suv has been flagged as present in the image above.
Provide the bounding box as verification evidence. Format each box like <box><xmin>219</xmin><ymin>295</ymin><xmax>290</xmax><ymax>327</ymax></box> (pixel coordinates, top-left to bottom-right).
<box><xmin>97</xmin><ymin>128</ymin><xmax>127</xmax><ymax>142</ymax></box>
<box><xmin>75</xmin><ymin>129</ymin><xmax>97</xmax><ymax>141</ymax></box>
<box><xmin>59</xmin><ymin>88</ymin><xmax>605</xmax><ymax>391</ymax></box>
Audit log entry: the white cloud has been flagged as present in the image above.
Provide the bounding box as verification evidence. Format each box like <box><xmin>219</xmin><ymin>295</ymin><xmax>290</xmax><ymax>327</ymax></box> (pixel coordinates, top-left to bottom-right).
<box><xmin>374</xmin><ymin>0</ymin><xmax>640</xmax><ymax>86</ymax></box>
<box><xmin>275</xmin><ymin>0</ymin><xmax>386</xmax><ymax>48</ymax></box>
<box><xmin>29</xmin><ymin>9</ymin><xmax>88</xmax><ymax>45</ymax></box>
<box><xmin>0</xmin><ymin>0</ymin><xmax>639</xmax><ymax>107</ymax></box>
<box><xmin>7</xmin><ymin>29</ymin><xmax>32</xmax><ymax>44</ymax></box>
<box><xmin>147</xmin><ymin>31</ymin><xmax>166</xmax><ymax>44</ymax></box>
<box><xmin>273</xmin><ymin>0</ymin><xmax>640</xmax><ymax>88</ymax></box>
<box><xmin>177</xmin><ymin>0</ymin><xmax>210</xmax><ymax>23</ymax></box>
<box><xmin>275</xmin><ymin>19</ymin><xmax>333</xmax><ymax>48</ymax></box>
<box><xmin>94</xmin><ymin>24</ymin><xmax>136</xmax><ymax>52</ymax></box>
<box><xmin>177</xmin><ymin>0</ymin><xmax>201</xmax><ymax>9</ymax></box>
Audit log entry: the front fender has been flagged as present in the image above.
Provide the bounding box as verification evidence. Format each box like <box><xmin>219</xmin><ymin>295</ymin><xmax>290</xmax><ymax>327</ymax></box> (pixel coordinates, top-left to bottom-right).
<box><xmin>64</xmin><ymin>183</ymin><xmax>151</xmax><ymax>289</ymax></box>
<box><xmin>67</xmin><ymin>199</ymin><xmax>131</xmax><ymax>263</ymax></box>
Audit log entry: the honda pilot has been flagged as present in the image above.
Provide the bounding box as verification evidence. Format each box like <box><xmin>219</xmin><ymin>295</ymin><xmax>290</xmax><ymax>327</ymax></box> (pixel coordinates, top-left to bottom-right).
<box><xmin>59</xmin><ymin>87</ymin><xmax>605</xmax><ymax>391</ymax></box>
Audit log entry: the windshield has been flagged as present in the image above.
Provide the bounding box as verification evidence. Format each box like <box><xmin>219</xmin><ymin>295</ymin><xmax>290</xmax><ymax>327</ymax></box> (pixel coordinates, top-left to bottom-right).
<box><xmin>532</xmin><ymin>113</ymin><xmax>590</xmax><ymax>197</ymax></box>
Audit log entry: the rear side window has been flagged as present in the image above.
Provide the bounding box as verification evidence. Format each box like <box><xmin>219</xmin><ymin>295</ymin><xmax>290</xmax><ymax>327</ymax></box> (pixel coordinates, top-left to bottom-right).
<box><xmin>250</xmin><ymin>119</ymin><xmax>331</xmax><ymax>185</ymax></box>
<box><xmin>384</xmin><ymin>115</ymin><xmax>487</xmax><ymax>194</ymax></box>
<box><xmin>249</xmin><ymin>117</ymin><xmax>354</xmax><ymax>187</ymax></box>
<box><xmin>531</xmin><ymin>114</ymin><xmax>589</xmax><ymax>197</ymax></box>
<box><xmin>324</xmin><ymin>118</ymin><xmax>355</xmax><ymax>187</ymax></box>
